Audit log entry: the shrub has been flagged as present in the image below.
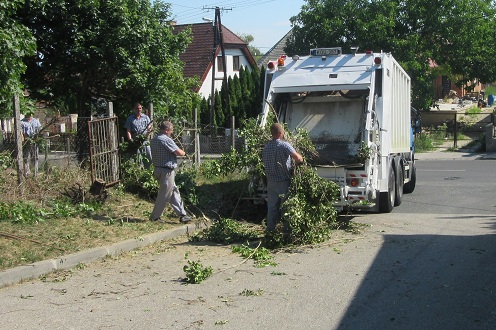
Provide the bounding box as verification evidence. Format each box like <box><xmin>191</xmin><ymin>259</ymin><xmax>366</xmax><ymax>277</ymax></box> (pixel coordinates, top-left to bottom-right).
<box><xmin>281</xmin><ymin>165</ymin><xmax>340</xmax><ymax>246</ymax></box>
<box><xmin>414</xmin><ymin>134</ymin><xmax>435</xmax><ymax>152</ymax></box>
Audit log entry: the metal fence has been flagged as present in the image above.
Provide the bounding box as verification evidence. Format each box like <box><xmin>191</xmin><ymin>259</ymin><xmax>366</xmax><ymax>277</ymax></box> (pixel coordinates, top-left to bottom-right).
<box><xmin>180</xmin><ymin>126</ymin><xmax>244</xmax><ymax>154</ymax></box>
<box><xmin>1</xmin><ymin>114</ymin><xmax>245</xmax><ymax>183</ymax></box>
<box><xmin>420</xmin><ymin>109</ymin><xmax>495</xmax><ymax>149</ymax></box>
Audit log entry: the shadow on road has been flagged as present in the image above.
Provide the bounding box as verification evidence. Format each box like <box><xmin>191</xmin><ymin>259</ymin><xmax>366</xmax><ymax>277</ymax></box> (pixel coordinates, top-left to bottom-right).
<box><xmin>337</xmin><ymin>217</ymin><xmax>496</xmax><ymax>329</ymax></box>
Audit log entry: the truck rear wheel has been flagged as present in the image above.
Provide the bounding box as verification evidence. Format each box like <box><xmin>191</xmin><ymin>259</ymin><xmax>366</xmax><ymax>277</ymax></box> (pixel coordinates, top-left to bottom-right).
<box><xmin>403</xmin><ymin>164</ymin><xmax>416</xmax><ymax>194</ymax></box>
<box><xmin>379</xmin><ymin>164</ymin><xmax>395</xmax><ymax>213</ymax></box>
<box><xmin>394</xmin><ymin>166</ymin><xmax>403</xmax><ymax>206</ymax></box>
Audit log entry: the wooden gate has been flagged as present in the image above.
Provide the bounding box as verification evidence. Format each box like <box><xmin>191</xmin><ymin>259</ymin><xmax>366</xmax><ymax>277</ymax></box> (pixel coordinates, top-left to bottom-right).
<box><xmin>88</xmin><ymin>117</ymin><xmax>120</xmax><ymax>185</ymax></box>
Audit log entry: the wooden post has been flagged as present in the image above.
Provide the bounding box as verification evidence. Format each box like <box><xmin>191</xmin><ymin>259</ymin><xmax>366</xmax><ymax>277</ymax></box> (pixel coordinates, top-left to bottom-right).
<box><xmin>148</xmin><ymin>103</ymin><xmax>153</xmax><ymax>121</ymax></box>
<box><xmin>453</xmin><ymin>113</ymin><xmax>458</xmax><ymax>149</ymax></box>
<box><xmin>194</xmin><ymin>108</ymin><xmax>200</xmax><ymax>168</ymax></box>
<box><xmin>107</xmin><ymin>102</ymin><xmax>118</xmax><ymax>184</ymax></box>
<box><xmin>13</xmin><ymin>95</ymin><xmax>24</xmax><ymax>194</ymax></box>
<box><xmin>106</xmin><ymin>101</ymin><xmax>114</xmax><ymax>117</ymax></box>
<box><xmin>231</xmin><ymin>116</ymin><xmax>235</xmax><ymax>149</ymax></box>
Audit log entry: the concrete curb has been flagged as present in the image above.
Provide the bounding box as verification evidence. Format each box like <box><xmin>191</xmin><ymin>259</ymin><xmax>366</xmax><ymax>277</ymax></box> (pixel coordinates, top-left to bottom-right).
<box><xmin>415</xmin><ymin>151</ymin><xmax>496</xmax><ymax>161</ymax></box>
<box><xmin>0</xmin><ymin>221</ymin><xmax>208</xmax><ymax>289</ymax></box>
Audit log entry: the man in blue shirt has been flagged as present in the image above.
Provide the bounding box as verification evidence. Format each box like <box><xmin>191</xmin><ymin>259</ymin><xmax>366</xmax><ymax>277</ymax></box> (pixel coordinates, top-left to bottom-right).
<box><xmin>262</xmin><ymin>123</ymin><xmax>303</xmax><ymax>233</ymax></box>
<box><xmin>149</xmin><ymin>121</ymin><xmax>192</xmax><ymax>223</ymax></box>
<box><xmin>124</xmin><ymin>103</ymin><xmax>152</xmax><ymax>168</ymax></box>
<box><xmin>21</xmin><ymin>112</ymin><xmax>42</xmax><ymax>177</ymax></box>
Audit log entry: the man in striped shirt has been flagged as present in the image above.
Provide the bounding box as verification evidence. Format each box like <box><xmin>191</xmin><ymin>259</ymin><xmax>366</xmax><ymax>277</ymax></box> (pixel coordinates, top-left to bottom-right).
<box><xmin>149</xmin><ymin>121</ymin><xmax>192</xmax><ymax>223</ymax></box>
<box><xmin>124</xmin><ymin>102</ymin><xmax>152</xmax><ymax>168</ymax></box>
<box><xmin>262</xmin><ymin>123</ymin><xmax>303</xmax><ymax>233</ymax></box>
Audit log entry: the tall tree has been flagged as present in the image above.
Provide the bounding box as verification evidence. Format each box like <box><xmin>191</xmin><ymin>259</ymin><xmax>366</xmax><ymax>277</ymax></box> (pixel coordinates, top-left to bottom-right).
<box><xmin>199</xmin><ymin>97</ymin><xmax>209</xmax><ymax>125</ymax></box>
<box><xmin>213</xmin><ymin>90</ymin><xmax>223</xmax><ymax>128</ymax></box>
<box><xmin>17</xmin><ymin>0</ymin><xmax>199</xmax><ymax>119</ymax></box>
<box><xmin>231</xmin><ymin>75</ymin><xmax>244</xmax><ymax>127</ymax></box>
<box><xmin>0</xmin><ymin>0</ymin><xmax>36</xmax><ymax>116</ymax></box>
<box><xmin>238</xmin><ymin>33</ymin><xmax>262</xmax><ymax>61</ymax></box>
<box><xmin>252</xmin><ymin>65</ymin><xmax>264</xmax><ymax>118</ymax></box>
<box><xmin>286</xmin><ymin>0</ymin><xmax>496</xmax><ymax>111</ymax></box>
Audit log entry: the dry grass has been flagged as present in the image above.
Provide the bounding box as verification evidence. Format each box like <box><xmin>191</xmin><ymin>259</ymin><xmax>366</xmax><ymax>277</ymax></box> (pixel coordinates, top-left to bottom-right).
<box><xmin>0</xmin><ymin>164</ymin><xmax>186</xmax><ymax>271</ymax></box>
<box><xmin>0</xmin><ymin>154</ymin><xmax>265</xmax><ymax>272</ymax></box>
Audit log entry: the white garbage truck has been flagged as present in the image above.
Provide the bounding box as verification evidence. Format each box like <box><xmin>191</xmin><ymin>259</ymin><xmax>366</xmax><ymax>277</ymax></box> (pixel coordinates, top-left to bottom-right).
<box><xmin>260</xmin><ymin>47</ymin><xmax>416</xmax><ymax>212</ymax></box>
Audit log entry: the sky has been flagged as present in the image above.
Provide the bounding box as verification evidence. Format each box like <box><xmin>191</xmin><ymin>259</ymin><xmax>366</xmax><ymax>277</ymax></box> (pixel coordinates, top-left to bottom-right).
<box><xmin>168</xmin><ymin>0</ymin><xmax>305</xmax><ymax>52</ymax></box>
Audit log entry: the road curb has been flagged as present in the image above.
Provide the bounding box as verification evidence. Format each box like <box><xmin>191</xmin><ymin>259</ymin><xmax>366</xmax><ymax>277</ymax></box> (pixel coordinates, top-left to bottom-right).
<box><xmin>0</xmin><ymin>220</ymin><xmax>208</xmax><ymax>289</ymax></box>
<box><xmin>415</xmin><ymin>151</ymin><xmax>496</xmax><ymax>161</ymax></box>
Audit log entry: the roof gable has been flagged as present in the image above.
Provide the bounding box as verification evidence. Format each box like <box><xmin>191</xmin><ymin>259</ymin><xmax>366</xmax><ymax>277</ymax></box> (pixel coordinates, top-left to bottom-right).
<box><xmin>173</xmin><ymin>23</ymin><xmax>255</xmax><ymax>82</ymax></box>
<box><xmin>258</xmin><ymin>29</ymin><xmax>293</xmax><ymax>67</ymax></box>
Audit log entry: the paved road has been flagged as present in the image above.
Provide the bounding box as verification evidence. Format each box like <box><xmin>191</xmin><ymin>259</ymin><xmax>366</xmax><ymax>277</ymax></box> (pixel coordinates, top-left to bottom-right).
<box><xmin>1</xmin><ymin>153</ymin><xmax>496</xmax><ymax>330</ymax></box>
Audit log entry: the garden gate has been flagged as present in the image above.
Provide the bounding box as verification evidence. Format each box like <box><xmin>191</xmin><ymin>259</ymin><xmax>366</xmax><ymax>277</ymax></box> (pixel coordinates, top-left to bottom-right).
<box><xmin>88</xmin><ymin>116</ymin><xmax>120</xmax><ymax>186</ymax></box>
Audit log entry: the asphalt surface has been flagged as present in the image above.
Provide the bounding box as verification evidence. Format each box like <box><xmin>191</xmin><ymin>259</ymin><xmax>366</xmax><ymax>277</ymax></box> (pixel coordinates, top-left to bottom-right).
<box><xmin>1</xmin><ymin>149</ymin><xmax>495</xmax><ymax>290</ymax></box>
<box><xmin>0</xmin><ymin>150</ymin><xmax>495</xmax><ymax>330</ymax></box>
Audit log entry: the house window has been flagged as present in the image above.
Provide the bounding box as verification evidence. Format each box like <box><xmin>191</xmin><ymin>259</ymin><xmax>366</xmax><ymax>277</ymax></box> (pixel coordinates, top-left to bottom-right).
<box><xmin>217</xmin><ymin>57</ymin><xmax>224</xmax><ymax>72</ymax></box>
<box><xmin>233</xmin><ymin>56</ymin><xmax>240</xmax><ymax>71</ymax></box>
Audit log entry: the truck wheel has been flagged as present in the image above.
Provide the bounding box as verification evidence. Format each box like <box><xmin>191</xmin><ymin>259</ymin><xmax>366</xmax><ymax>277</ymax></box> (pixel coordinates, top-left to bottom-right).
<box><xmin>379</xmin><ymin>164</ymin><xmax>395</xmax><ymax>213</ymax></box>
<box><xmin>403</xmin><ymin>164</ymin><xmax>416</xmax><ymax>194</ymax></box>
<box><xmin>395</xmin><ymin>166</ymin><xmax>403</xmax><ymax>206</ymax></box>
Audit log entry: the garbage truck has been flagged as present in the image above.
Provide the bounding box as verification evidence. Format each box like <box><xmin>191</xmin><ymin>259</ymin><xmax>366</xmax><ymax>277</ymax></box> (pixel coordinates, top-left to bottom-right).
<box><xmin>260</xmin><ymin>47</ymin><xmax>416</xmax><ymax>212</ymax></box>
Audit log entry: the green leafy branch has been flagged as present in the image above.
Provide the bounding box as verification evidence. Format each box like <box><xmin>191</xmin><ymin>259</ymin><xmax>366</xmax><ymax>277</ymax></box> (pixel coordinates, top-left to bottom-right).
<box><xmin>183</xmin><ymin>259</ymin><xmax>213</xmax><ymax>284</ymax></box>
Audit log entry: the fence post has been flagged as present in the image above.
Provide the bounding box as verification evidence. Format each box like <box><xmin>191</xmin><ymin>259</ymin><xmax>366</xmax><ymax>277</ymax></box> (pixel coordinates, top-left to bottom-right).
<box><xmin>107</xmin><ymin>102</ymin><xmax>119</xmax><ymax>183</ymax></box>
<box><xmin>13</xmin><ymin>95</ymin><xmax>24</xmax><ymax>193</ymax></box>
<box><xmin>194</xmin><ymin>108</ymin><xmax>200</xmax><ymax>168</ymax></box>
<box><xmin>231</xmin><ymin>116</ymin><xmax>235</xmax><ymax>149</ymax></box>
<box><xmin>106</xmin><ymin>102</ymin><xmax>113</xmax><ymax>117</ymax></box>
<box><xmin>453</xmin><ymin>113</ymin><xmax>458</xmax><ymax>149</ymax></box>
<box><xmin>148</xmin><ymin>103</ymin><xmax>153</xmax><ymax>121</ymax></box>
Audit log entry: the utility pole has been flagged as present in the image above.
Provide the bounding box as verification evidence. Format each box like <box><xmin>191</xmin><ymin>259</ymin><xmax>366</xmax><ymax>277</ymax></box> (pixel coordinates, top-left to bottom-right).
<box><xmin>216</xmin><ymin>8</ymin><xmax>230</xmax><ymax>119</ymax></box>
<box><xmin>13</xmin><ymin>95</ymin><xmax>24</xmax><ymax>194</ymax></box>
<box><xmin>204</xmin><ymin>6</ymin><xmax>231</xmax><ymax>128</ymax></box>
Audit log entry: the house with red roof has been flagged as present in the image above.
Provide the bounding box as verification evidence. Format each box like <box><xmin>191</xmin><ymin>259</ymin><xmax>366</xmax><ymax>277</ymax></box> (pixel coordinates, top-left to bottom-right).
<box><xmin>172</xmin><ymin>22</ymin><xmax>257</xmax><ymax>100</ymax></box>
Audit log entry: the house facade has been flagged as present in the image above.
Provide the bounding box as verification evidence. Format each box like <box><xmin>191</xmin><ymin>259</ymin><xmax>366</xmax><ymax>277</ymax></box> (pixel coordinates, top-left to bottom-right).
<box><xmin>172</xmin><ymin>22</ymin><xmax>257</xmax><ymax>100</ymax></box>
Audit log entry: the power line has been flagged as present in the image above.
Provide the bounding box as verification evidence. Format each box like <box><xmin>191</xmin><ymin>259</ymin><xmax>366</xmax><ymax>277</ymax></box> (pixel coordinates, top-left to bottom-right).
<box><xmin>170</xmin><ymin>0</ymin><xmax>276</xmax><ymax>24</ymax></box>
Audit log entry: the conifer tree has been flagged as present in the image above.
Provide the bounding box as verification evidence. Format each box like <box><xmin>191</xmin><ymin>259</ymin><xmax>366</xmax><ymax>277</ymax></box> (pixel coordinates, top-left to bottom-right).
<box><xmin>250</xmin><ymin>66</ymin><xmax>262</xmax><ymax>118</ymax></box>
<box><xmin>254</xmin><ymin>65</ymin><xmax>266</xmax><ymax>117</ymax></box>
<box><xmin>233</xmin><ymin>75</ymin><xmax>245</xmax><ymax>127</ymax></box>
<box><xmin>220</xmin><ymin>79</ymin><xmax>231</xmax><ymax>127</ymax></box>
<box><xmin>214</xmin><ymin>90</ymin><xmax>223</xmax><ymax>128</ymax></box>
<box><xmin>228</xmin><ymin>76</ymin><xmax>238</xmax><ymax>124</ymax></box>
<box><xmin>238</xmin><ymin>67</ymin><xmax>250</xmax><ymax>122</ymax></box>
<box><xmin>200</xmin><ymin>97</ymin><xmax>209</xmax><ymax>126</ymax></box>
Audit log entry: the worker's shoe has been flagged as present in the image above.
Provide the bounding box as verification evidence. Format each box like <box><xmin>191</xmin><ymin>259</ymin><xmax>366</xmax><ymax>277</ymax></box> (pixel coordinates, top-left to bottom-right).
<box><xmin>180</xmin><ymin>215</ymin><xmax>192</xmax><ymax>223</ymax></box>
<box><xmin>151</xmin><ymin>217</ymin><xmax>166</xmax><ymax>224</ymax></box>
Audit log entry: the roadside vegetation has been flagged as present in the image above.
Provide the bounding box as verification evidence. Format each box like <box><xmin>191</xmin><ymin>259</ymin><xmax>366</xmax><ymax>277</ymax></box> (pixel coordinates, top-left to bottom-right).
<box><xmin>0</xmin><ymin>117</ymin><xmax>366</xmax><ymax>272</ymax></box>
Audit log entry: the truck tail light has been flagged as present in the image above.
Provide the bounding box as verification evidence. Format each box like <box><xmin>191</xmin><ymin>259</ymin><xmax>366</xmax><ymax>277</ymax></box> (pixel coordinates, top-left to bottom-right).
<box><xmin>267</xmin><ymin>61</ymin><xmax>276</xmax><ymax>69</ymax></box>
<box><xmin>374</xmin><ymin>57</ymin><xmax>382</xmax><ymax>65</ymax></box>
<box><xmin>350</xmin><ymin>178</ymin><xmax>359</xmax><ymax>187</ymax></box>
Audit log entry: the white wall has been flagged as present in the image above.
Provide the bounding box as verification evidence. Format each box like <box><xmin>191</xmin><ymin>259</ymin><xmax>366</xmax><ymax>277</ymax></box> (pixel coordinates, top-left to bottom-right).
<box><xmin>198</xmin><ymin>48</ymin><xmax>253</xmax><ymax>100</ymax></box>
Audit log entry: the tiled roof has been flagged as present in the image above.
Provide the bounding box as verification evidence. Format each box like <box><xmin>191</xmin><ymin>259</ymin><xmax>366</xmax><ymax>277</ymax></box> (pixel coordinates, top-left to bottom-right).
<box><xmin>173</xmin><ymin>23</ymin><xmax>256</xmax><ymax>86</ymax></box>
<box><xmin>257</xmin><ymin>29</ymin><xmax>293</xmax><ymax>67</ymax></box>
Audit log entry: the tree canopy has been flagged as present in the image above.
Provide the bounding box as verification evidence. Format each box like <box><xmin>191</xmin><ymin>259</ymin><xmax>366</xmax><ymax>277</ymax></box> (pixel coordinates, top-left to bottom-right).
<box><xmin>0</xmin><ymin>0</ymin><xmax>36</xmax><ymax>116</ymax></box>
<box><xmin>286</xmin><ymin>0</ymin><xmax>496</xmax><ymax>110</ymax></box>
<box><xmin>238</xmin><ymin>33</ymin><xmax>263</xmax><ymax>61</ymax></box>
<box><xmin>15</xmin><ymin>0</ymin><xmax>199</xmax><ymax>120</ymax></box>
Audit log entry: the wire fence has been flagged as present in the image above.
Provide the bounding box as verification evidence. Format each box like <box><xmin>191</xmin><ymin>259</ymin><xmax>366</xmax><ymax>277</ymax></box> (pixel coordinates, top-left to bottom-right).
<box><xmin>1</xmin><ymin>113</ymin><xmax>246</xmax><ymax>181</ymax></box>
<box><xmin>420</xmin><ymin>109</ymin><xmax>495</xmax><ymax>149</ymax></box>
